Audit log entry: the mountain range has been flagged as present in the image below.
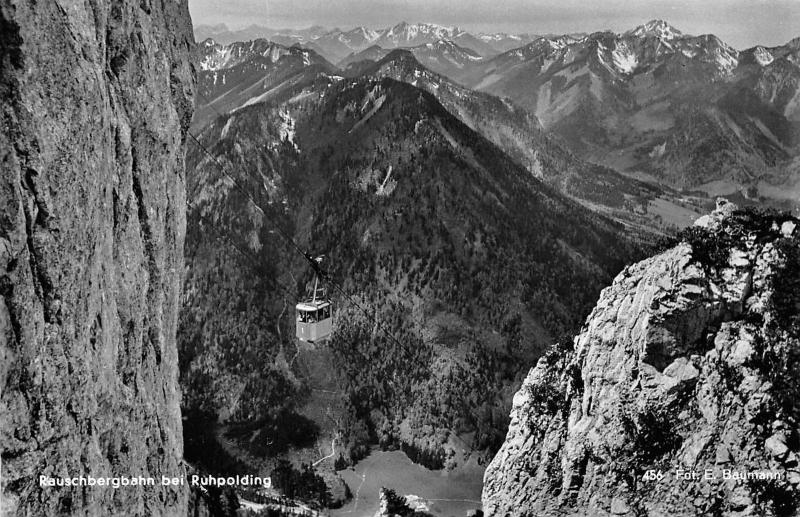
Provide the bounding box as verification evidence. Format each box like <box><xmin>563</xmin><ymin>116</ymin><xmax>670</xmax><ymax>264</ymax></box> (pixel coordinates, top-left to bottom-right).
<box><xmin>339</xmin><ymin>40</ymin><xmax>483</xmax><ymax>79</ymax></box>
<box><xmin>458</xmin><ymin>20</ymin><xmax>800</xmax><ymax>202</ymax></box>
<box><xmin>192</xmin><ymin>38</ymin><xmax>337</xmax><ymax>127</ymax></box>
<box><xmin>191</xmin><ymin>34</ymin><xmax>693</xmax><ymax>234</ymax></box>
<box><xmin>348</xmin><ymin>49</ymin><xmax>666</xmax><ymax>224</ymax></box>
<box><xmin>194</xmin><ymin>19</ymin><xmax>800</xmax><ymax>226</ymax></box>
<box><xmin>181</xmin><ymin>56</ymin><xmax>643</xmax><ymax>507</ymax></box>
<box><xmin>194</xmin><ymin>21</ymin><xmax>540</xmax><ymax>61</ymax></box>
<box><xmin>234</xmin><ymin>21</ymin><xmax>797</xmax><ymax>205</ymax></box>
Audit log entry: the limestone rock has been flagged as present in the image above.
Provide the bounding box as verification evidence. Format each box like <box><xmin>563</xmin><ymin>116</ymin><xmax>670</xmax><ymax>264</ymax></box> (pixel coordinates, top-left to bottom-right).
<box><xmin>766</xmin><ymin>434</ymin><xmax>790</xmax><ymax>460</ymax></box>
<box><xmin>663</xmin><ymin>357</ymin><xmax>699</xmax><ymax>383</ymax></box>
<box><xmin>483</xmin><ymin>203</ymin><xmax>800</xmax><ymax>516</ymax></box>
<box><xmin>693</xmin><ymin>197</ymin><xmax>738</xmax><ymax>231</ymax></box>
<box><xmin>0</xmin><ymin>0</ymin><xmax>194</xmax><ymax>515</ymax></box>
<box><xmin>374</xmin><ymin>487</ymin><xmax>433</xmax><ymax>517</ymax></box>
<box><xmin>782</xmin><ymin>221</ymin><xmax>797</xmax><ymax>238</ymax></box>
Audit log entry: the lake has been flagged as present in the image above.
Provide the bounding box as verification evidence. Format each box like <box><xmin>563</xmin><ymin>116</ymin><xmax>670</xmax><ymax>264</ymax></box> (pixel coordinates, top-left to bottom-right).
<box><xmin>329</xmin><ymin>449</ymin><xmax>485</xmax><ymax>517</ymax></box>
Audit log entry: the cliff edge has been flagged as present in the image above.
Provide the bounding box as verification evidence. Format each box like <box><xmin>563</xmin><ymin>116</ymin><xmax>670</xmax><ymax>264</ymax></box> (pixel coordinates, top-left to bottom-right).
<box><xmin>1</xmin><ymin>0</ymin><xmax>194</xmax><ymax>514</ymax></box>
<box><xmin>483</xmin><ymin>200</ymin><xmax>800</xmax><ymax>516</ymax></box>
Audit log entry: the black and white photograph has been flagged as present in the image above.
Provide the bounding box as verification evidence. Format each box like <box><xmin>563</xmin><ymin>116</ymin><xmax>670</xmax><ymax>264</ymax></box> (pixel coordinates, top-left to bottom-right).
<box><xmin>1</xmin><ymin>0</ymin><xmax>800</xmax><ymax>515</ymax></box>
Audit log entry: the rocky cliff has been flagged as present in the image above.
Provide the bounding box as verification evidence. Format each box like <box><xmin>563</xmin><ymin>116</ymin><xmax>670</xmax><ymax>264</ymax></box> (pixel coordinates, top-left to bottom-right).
<box><xmin>1</xmin><ymin>0</ymin><xmax>194</xmax><ymax>514</ymax></box>
<box><xmin>483</xmin><ymin>200</ymin><xmax>800</xmax><ymax>516</ymax></box>
<box><xmin>373</xmin><ymin>487</ymin><xmax>433</xmax><ymax>517</ymax></box>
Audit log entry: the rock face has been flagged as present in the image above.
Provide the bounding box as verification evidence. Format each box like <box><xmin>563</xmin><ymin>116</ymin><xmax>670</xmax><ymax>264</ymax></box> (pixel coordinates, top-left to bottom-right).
<box><xmin>1</xmin><ymin>0</ymin><xmax>194</xmax><ymax>515</ymax></box>
<box><xmin>374</xmin><ymin>488</ymin><xmax>432</xmax><ymax>517</ymax></box>
<box><xmin>483</xmin><ymin>201</ymin><xmax>800</xmax><ymax>516</ymax></box>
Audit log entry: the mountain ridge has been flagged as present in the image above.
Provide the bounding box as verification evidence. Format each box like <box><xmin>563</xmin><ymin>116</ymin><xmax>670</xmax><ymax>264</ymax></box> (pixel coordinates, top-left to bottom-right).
<box><xmin>180</xmin><ymin>73</ymin><xmax>643</xmax><ymax>494</ymax></box>
<box><xmin>352</xmin><ymin>49</ymin><xmax>668</xmax><ymax>230</ymax></box>
<box><xmin>192</xmin><ymin>38</ymin><xmax>339</xmax><ymax>127</ymax></box>
<box><xmin>191</xmin><ymin>40</ymin><xmax>688</xmax><ymax>235</ymax></box>
<box><xmin>459</xmin><ymin>23</ymin><xmax>800</xmax><ymax>201</ymax></box>
<box><xmin>195</xmin><ymin>21</ymin><xmax>537</xmax><ymax>61</ymax></box>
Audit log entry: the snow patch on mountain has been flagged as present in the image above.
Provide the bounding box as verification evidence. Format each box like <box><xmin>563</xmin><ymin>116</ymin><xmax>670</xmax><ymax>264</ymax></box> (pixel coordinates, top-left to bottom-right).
<box><xmin>221</xmin><ymin>117</ymin><xmax>234</xmax><ymax>138</ymax></box>
<box><xmin>383</xmin><ymin>22</ymin><xmax>466</xmax><ymax>43</ymax></box>
<box><xmin>547</xmin><ymin>36</ymin><xmax>573</xmax><ymax>51</ymax></box>
<box><xmin>479</xmin><ymin>33</ymin><xmax>520</xmax><ymax>42</ymax></box>
<box><xmin>649</xmin><ymin>141</ymin><xmax>666</xmax><ymax>158</ymax></box>
<box><xmin>276</xmin><ymin>109</ymin><xmax>297</xmax><ymax>149</ymax></box>
<box><xmin>350</xmin><ymin>90</ymin><xmax>387</xmax><ymax>133</ymax></box>
<box><xmin>529</xmin><ymin>151</ymin><xmax>544</xmax><ymax>180</ymax></box>
<box><xmin>753</xmin><ymin>46</ymin><xmax>775</xmax><ymax>66</ymax></box>
<box><xmin>376</xmin><ymin>165</ymin><xmax>397</xmax><ymax>196</ymax></box>
<box><xmin>714</xmin><ymin>46</ymin><xmax>739</xmax><ymax>72</ymax></box>
<box><xmin>534</xmin><ymin>83</ymin><xmax>552</xmax><ymax>124</ymax></box>
<box><xmin>595</xmin><ymin>43</ymin><xmax>616</xmax><ymax>74</ymax></box>
<box><xmin>612</xmin><ymin>42</ymin><xmax>638</xmax><ymax>74</ymax></box>
<box><xmin>628</xmin><ymin>19</ymin><xmax>684</xmax><ymax>40</ymax></box>
<box><xmin>199</xmin><ymin>40</ymin><xmax>291</xmax><ymax>71</ymax></box>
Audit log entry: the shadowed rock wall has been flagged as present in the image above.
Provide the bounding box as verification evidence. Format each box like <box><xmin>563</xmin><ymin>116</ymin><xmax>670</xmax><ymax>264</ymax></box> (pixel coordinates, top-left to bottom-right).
<box><xmin>1</xmin><ymin>0</ymin><xmax>194</xmax><ymax>514</ymax></box>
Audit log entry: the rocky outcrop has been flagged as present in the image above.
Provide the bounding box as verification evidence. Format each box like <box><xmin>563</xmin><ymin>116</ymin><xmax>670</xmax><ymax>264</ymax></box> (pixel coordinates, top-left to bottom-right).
<box><xmin>1</xmin><ymin>0</ymin><xmax>194</xmax><ymax>515</ymax></box>
<box><xmin>374</xmin><ymin>487</ymin><xmax>432</xmax><ymax>517</ymax></box>
<box><xmin>483</xmin><ymin>200</ymin><xmax>800</xmax><ymax>516</ymax></box>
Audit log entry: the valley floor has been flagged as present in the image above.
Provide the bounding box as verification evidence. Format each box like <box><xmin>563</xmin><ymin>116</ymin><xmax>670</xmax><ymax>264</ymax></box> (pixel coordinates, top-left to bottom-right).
<box><xmin>329</xmin><ymin>449</ymin><xmax>484</xmax><ymax>517</ymax></box>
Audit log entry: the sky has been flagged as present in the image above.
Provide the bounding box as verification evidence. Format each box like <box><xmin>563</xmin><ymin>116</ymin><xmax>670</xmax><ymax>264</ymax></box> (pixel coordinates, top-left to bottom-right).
<box><xmin>188</xmin><ymin>0</ymin><xmax>799</xmax><ymax>49</ymax></box>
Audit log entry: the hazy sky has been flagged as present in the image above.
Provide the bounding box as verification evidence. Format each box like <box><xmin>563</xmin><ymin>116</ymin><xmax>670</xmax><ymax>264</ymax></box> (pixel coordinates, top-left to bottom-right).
<box><xmin>188</xmin><ymin>0</ymin><xmax>800</xmax><ymax>49</ymax></box>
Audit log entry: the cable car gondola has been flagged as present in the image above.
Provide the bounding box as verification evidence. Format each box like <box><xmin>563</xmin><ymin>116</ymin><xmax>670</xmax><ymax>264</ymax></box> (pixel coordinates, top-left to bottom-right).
<box><xmin>296</xmin><ymin>255</ymin><xmax>332</xmax><ymax>343</ymax></box>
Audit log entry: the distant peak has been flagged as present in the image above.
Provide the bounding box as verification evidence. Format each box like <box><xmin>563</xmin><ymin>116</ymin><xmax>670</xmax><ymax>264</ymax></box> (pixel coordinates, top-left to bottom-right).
<box><xmin>752</xmin><ymin>46</ymin><xmax>775</xmax><ymax>66</ymax></box>
<box><xmin>643</xmin><ymin>19</ymin><xmax>676</xmax><ymax>30</ymax></box>
<box><xmin>385</xmin><ymin>21</ymin><xmax>462</xmax><ymax>37</ymax></box>
<box><xmin>628</xmin><ymin>19</ymin><xmax>684</xmax><ymax>40</ymax></box>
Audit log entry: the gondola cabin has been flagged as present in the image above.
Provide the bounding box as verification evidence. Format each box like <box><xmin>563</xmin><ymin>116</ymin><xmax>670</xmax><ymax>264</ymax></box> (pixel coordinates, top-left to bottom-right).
<box><xmin>296</xmin><ymin>299</ymin><xmax>332</xmax><ymax>343</ymax></box>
